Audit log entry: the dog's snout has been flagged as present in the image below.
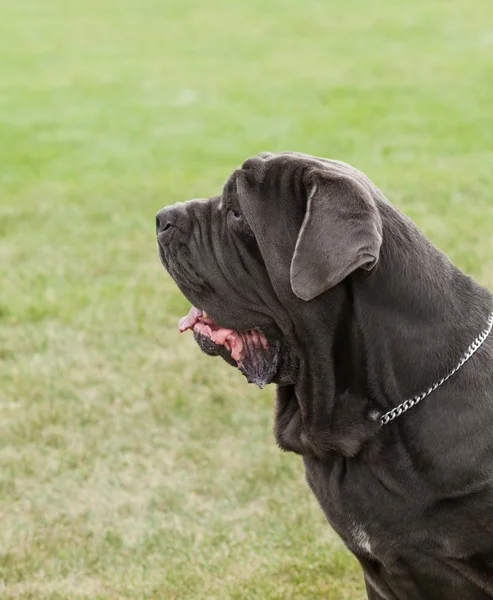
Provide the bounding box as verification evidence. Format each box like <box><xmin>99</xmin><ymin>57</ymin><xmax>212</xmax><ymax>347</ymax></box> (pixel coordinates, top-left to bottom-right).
<box><xmin>156</xmin><ymin>207</ymin><xmax>177</xmax><ymax>236</ymax></box>
<box><xmin>156</xmin><ymin>198</ymin><xmax>211</xmax><ymax>246</ymax></box>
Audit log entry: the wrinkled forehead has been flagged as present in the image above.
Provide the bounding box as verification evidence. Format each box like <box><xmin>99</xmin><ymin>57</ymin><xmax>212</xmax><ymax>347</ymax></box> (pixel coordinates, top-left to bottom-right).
<box><xmin>221</xmin><ymin>154</ymin><xmax>315</xmax><ymax>220</ymax></box>
<box><xmin>225</xmin><ymin>151</ymin><xmax>365</xmax><ymax>190</ymax></box>
<box><xmin>221</xmin><ymin>154</ymin><xmax>318</xmax><ymax>240</ymax></box>
<box><xmin>240</xmin><ymin>152</ymin><xmax>325</xmax><ymax>185</ymax></box>
<box><xmin>222</xmin><ymin>153</ymin><xmax>310</xmax><ymax>203</ymax></box>
<box><xmin>223</xmin><ymin>152</ymin><xmax>381</xmax><ymax>205</ymax></box>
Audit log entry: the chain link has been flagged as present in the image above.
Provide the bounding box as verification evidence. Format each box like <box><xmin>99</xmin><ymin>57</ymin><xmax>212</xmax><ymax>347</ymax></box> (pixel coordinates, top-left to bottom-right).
<box><xmin>380</xmin><ymin>312</ymin><xmax>493</xmax><ymax>426</ymax></box>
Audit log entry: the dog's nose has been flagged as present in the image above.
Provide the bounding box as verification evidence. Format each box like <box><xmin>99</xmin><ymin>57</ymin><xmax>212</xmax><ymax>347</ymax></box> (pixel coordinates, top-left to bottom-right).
<box><xmin>156</xmin><ymin>207</ymin><xmax>176</xmax><ymax>235</ymax></box>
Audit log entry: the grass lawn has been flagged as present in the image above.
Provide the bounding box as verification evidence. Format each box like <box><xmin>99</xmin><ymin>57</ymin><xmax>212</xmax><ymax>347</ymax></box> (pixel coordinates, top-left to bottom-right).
<box><xmin>1</xmin><ymin>0</ymin><xmax>493</xmax><ymax>598</ymax></box>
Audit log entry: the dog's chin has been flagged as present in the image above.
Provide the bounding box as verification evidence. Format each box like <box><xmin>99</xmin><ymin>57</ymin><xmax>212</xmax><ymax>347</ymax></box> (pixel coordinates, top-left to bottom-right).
<box><xmin>193</xmin><ymin>330</ymin><xmax>282</xmax><ymax>388</ymax></box>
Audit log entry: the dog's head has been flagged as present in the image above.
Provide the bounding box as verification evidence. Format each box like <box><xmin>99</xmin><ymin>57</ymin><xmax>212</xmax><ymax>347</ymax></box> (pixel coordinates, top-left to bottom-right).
<box><xmin>156</xmin><ymin>152</ymin><xmax>383</xmax><ymax>389</ymax></box>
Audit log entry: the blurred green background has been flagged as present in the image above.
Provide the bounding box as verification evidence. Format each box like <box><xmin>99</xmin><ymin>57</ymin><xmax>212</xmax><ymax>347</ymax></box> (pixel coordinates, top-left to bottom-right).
<box><xmin>1</xmin><ymin>1</ymin><xmax>493</xmax><ymax>598</ymax></box>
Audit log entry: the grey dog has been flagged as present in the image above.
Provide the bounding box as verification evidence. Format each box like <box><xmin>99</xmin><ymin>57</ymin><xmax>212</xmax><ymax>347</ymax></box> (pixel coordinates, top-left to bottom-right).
<box><xmin>156</xmin><ymin>152</ymin><xmax>493</xmax><ymax>599</ymax></box>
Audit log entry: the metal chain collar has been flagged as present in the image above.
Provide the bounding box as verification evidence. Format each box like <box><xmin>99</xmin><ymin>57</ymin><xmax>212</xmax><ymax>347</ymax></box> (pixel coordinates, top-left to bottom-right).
<box><xmin>380</xmin><ymin>312</ymin><xmax>493</xmax><ymax>426</ymax></box>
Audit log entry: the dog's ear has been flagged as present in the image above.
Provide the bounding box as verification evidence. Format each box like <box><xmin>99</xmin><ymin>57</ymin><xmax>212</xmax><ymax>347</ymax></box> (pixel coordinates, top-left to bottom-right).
<box><xmin>290</xmin><ymin>169</ymin><xmax>383</xmax><ymax>301</ymax></box>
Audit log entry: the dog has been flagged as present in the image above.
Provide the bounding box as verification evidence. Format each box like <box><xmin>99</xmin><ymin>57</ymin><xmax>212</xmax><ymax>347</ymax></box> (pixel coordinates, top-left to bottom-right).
<box><xmin>156</xmin><ymin>152</ymin><xmax>493</xmax><ymax>599</ymax></box>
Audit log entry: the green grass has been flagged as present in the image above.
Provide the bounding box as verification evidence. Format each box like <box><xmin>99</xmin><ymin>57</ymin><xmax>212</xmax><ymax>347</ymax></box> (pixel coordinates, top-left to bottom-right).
<box><xmin>1</xmin><ymin>0</ymin><xmax>493</xmax><ymax>597</ymax></box>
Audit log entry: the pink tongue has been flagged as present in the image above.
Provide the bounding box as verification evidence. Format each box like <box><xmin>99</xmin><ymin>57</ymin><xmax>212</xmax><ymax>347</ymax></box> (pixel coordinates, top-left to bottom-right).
<box><xmin>177</xmin><ymin>306</ymin><xmax>244</xmax><ymax>364</ymax></box>
<box><xmin>178</xmin><ymin>306</ymin><xmax>203</xmax><ymax>332</ymax></box>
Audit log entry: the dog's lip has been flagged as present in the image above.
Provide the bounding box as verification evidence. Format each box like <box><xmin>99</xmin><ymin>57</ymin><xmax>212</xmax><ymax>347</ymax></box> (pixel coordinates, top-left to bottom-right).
<box><xmin>178</xmin><ymin>305</ymin><xmax>270</xmax><ymax>364</ymax></box>
<box><xmin>178</xmin><ymin>305</ymin><xmax>280</xmax><ymax>342</ymax></box>
<box><xmin>178</xmin><ymin>305</ymin><xmax>287</xmax><ymax>388</ymax></box>
<box><xmin>178</xmin><ymin>305</ymin><xmax>253</xmax><ymax>334</ymax></box>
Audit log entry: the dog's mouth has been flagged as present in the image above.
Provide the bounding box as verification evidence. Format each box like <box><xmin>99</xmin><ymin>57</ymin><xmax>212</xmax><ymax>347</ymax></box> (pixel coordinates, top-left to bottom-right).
<box><xmin>178</xmin><ymin>306</ymin><xmax>282</xmax><ymax>388</ymax></box>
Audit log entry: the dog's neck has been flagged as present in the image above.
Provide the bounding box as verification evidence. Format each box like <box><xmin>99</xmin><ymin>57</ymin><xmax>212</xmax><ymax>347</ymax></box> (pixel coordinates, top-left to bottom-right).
<box><xmin>351</xmin><ymin>201</ymin><xmax>492</xmax><ymax>412</ymax></box>
<box><xmin>275</xmin><ymin>201</ymin><xmax>492</xmax><ymax>459</ymax></box>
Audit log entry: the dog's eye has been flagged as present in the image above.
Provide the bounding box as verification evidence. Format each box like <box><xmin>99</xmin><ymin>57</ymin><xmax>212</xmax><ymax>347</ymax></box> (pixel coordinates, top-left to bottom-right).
<box><xmin>227</xmin><ymin>206</ymin><xmax>256</xmax><ymax>241</ymax></box>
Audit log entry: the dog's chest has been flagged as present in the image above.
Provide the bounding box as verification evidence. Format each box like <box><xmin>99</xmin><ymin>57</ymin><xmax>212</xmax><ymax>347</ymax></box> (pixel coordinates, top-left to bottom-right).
<box><xmin>331</xmin><ymin>515</ymin><xmax>375</xmax><ymax>559</ymax></box>
<box><xmin>303</xmin><ymin>457</ymin><xmax>378</xmax><ymax>558</ymax></box>
<box><xmin>348</xmin><ymin>523</ymin><xmax>373</xmax><ymax>556</ymax></box>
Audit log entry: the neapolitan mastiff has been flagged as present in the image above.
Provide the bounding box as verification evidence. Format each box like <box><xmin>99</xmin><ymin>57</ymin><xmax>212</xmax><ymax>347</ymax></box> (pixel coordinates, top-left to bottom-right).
<box><xmin>156</xmin><ymin>152</ymin><xmax>493</xmax><ymax>599</ymax></box>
